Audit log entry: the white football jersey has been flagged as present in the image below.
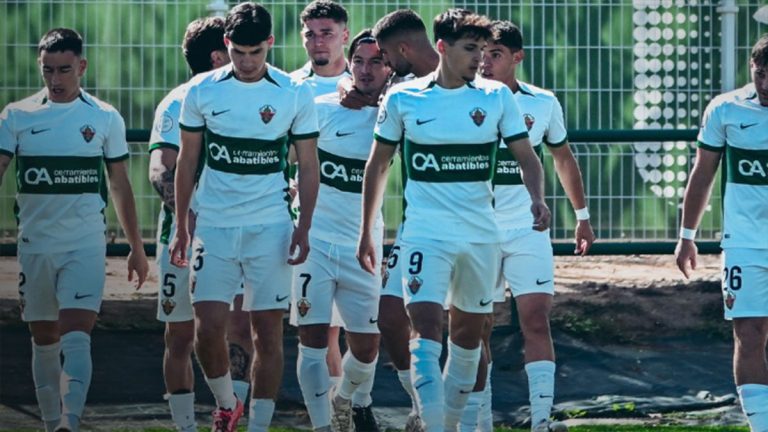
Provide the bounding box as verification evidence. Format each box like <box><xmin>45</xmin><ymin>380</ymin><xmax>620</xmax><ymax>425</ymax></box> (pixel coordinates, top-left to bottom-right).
<box><xmin>494</xmin><ymin>81</ymin><xmax>568</xmax><ymax>230</ymax></box>
<box><xmin>311</xmin><ymin>92</ymin><xmax>383</xmax><ymax>245</ymax></box>
<box><xmin>374</xmin><ymin>74</ymin><xmax>528</xmax><ymax>243</ymax></box>
<box><xmin>0</xmin><ymin>89</ymin><xmax>129</xmax><ymax>253</ymax></box>
<box><xmin>179</xmin><ymin>63</ymin><xmax>319</xmax><ymax>228</ymax></box>
<box><xmin>698</xmin><ymin>83</ymin><xmax>768</xmax><ymax>250</ymax></box>
<box><xmin>290</xmin><ymin>61</ymin><xmax>351</xmax><ymax>98</ymax></box>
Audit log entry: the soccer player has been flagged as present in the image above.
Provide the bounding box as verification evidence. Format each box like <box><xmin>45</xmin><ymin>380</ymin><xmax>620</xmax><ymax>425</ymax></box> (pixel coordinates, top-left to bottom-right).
<box><xmin>358</xmin><ymin>9</ymin><xmax>549</xmax><ymax>432</ymax></box>
<box><xmin>292</xmin><ymin>29</ymin><xmax>390</xmax><ymax>432</ymax></box>
<box><xmin>0</xmin><ymin>28</ymin><xmax>149</xmax><ymax>432</ymax></box>
<box><xmin>169</xmin><ymin>3</ymin><xmax>319</xmax><ymax>432</ymax></box>
<box><xmin>461</xmin><ymin>20</ymin><xmax>595</xmax><ymax>432</ymax></box>
<box><xmin>365</xmin><ymin>9</ymin><xmax>439</xmax><ymax>431</ymax></box>
<box><xmin>148</xmin><ymin>16</ymin><xmax>252</xmax><ymax>431</ymax></box>
<box><xmin>676</xmin><ymin>34</ymin><xmax>768</xmax><ymax>432</ymax></box>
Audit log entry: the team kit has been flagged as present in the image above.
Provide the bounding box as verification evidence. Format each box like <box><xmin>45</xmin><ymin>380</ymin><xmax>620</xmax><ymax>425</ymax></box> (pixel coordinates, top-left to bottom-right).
<box><xmin>1</xmin><ymin>1</ymin><xmax>767</xmax><ymax>432</ymax></box>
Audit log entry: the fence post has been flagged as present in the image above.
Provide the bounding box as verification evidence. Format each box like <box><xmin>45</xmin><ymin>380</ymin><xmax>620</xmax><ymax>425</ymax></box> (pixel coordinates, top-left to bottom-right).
<box><xmin>207</xmin><ymin>0</ymin><xmax>228</xmax><ymax>17</ymax></box>
<box><xmin>717</xmin><ymin>0</ymin><xmax>739</xmax><ymax>92</ymax></box>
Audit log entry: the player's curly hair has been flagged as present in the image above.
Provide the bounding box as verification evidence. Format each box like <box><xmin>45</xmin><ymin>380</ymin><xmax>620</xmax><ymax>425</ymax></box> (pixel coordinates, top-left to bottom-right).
<box><xmin>752</xmin><ymin>34</ymin><xmax>768</xmax><ymax>67</ymax></box>
<box><xmin>433</xmin><ymin>8</ymin><xmax>492</xmax><ymax>45</ymax></box>
<box><xmin>490</xmin><ymin>20</ymin><xmax>523</xmax><ymax>51</ymax></box>
<box><xmin>182</xmin><ymin>17</ymin><xmax>226</xmax><ymax>75</ymax></box>
<box><xmin>372</xmin><ymin>9</ymin><xmax>427</xmax><ymax>44</ymax></box>
<box><xmin>225</xmin><ymin>2</ymin><xmax>272</xmax><ymax>46</ymax></box>
<box><xmin>300</xmin><ymin>0</ymin><xmax>348</xmax><ymax>25</ymax></box>
<box><xmin>38</xmin><ymin>28</ymin><xmax>83</xmax><ymax>56</ymax></box>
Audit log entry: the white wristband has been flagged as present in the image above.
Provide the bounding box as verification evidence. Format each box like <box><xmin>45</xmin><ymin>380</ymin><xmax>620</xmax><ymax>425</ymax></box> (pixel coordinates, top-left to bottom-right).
<box><xmin>574</xmin><ymin>207</ymin><xmax>590</xmax><ymax>221</ymax></box>
<box><xmin>679</xmin><ymin>227</ymin><xmax>697</xmax><ymax>241</ymax></box>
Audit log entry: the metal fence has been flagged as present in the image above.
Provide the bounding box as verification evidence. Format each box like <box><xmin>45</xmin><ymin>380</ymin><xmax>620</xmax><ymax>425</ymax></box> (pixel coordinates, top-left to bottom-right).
<box><xmin>0</xmin><ymin>0</ymin><xmax>765</xmax><ymax>247</ymax></box>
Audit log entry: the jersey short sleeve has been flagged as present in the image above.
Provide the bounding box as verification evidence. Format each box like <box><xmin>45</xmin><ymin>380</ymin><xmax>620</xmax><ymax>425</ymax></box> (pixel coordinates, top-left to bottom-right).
<box><xmin>499</xmin><ymin>86</ymin><xmax>529</xmax><ymax>143</ymax></box>
<box><xmin>373</xmin><ymin>91</ymin><xmax>402</xmax><ymax>145</ymax></box>
<box><xmin>0</xmin><ymin>107</ymin><xmax>16</xmax><ymax>158</ymax></box>
<box><xmin>179</xmin><ymin>84</ymin><xmax>205</xmax><ymax>132</ymax></box>
<box><xmin>289</xmin><ymin>82</ymin><xmax>320</xmax><ymax>139</ymax></box>
<box><xmin>697</xmin><ymin>99</ymin><xmax>726</xmax><ymax>152</ymax></box>
<box><xmin>149</xmin><ymin>99</ymin><xmax>181</xmax><ymax>152</ymax></box>
<box><xmin>545</xmin><ymin>97</ymin><xmax>568</xmax><ymax>146</ymax></box>
<box><xmin>104</xmin><ymin>110</ymin><xmax>129</xmax><ymax>162</ymax></box>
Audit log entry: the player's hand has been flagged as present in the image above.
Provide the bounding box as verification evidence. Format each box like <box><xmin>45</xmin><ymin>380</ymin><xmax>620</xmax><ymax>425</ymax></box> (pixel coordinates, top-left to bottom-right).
<box><xmin>574</xmin><ymin>219</ymin><xmax>595</xmax><ymax>256</ymax></box>
<box><xmin>127</xmin><ymin>247</ymin><xmax>149</xmax><ymax>290</ymax></box>
<box><xmin>675</xmin><ymin>239</ymin><xmax>697</xmax><ymax>279</ymax></box>
<box><xmin>531</xmin><ymin>200</ymin><xmax>551</xmax><ymax>232</ymax></box>
<box><xmin>340</xmin><ymin>86</ymin><xmax>377</xmax><ymax>110</ymax></box>
<box><xmin>356</xmin><ymin>232</ymin><xmax>377</xmax><ymax>275</ymax></box>
<box><xmin>288</xmin><ymin>225</ymin><xmax>310</xmax><ymax>265</ymax></box>
<box><xmin>169</xmin><ymin>229</ymin><xmax>190</xmax><ymax>268</ymax></box>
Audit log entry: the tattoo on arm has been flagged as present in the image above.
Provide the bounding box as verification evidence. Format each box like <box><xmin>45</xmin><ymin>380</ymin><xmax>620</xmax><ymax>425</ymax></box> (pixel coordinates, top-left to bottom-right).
<box><xmin>229</xmin><ymin>343</ymin><xmax>251</xmax><ymax>381</ymax></box>
<box><xmin>151</xmin><ymin>168</ymin><xmax>176</xmax><ymax>211</ymax></box>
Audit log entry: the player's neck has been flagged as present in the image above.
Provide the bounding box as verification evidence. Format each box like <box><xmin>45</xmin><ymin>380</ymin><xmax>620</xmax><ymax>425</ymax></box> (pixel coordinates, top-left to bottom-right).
<box><xmin>435</xmin><ymin>64</ymin><xmax>467</xmax><ymax>89</ymax></box>
<box><xmin>504</xmin><ymin>76</ymin><xmax>520</xmax><ymax>93</ymax></box>
<box><xmin>412</xmin><ymin>48</ymin><xmax>439</xmax><ymax>78</ymax></box>
<box><xmin>312</xmin><ymin>57</ymin><xmax>347</xmax><ymax>78</ymax></box>
<box><xmin>233</xmin><ymin>64</ymin><xmax>268</xmax><ymax>83</ymax></box>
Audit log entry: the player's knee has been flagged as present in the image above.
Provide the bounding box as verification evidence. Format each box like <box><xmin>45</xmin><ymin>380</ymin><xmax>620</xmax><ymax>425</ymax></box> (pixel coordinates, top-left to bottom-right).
<box><xmin>734</xmin><ymin>321</ymin><xmax>768</xmax><ymax>355</ymax></box>
<box><xmin>520</xmin><ymin>313</ymin><xmax>551</xmax><ymax>340</ymax></box>
<box><xmin>299</xmin><ymin>325</ymin><xmax>329</xmax><ymax>349</ymax></box>
<box><xmin>165</xmin><ymin>323</ymin><xmax>194</xmax><ymax>356</ymax></box>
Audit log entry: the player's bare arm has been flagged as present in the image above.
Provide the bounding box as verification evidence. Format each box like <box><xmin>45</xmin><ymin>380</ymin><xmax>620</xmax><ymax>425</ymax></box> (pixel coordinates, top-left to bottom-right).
<box><xmin>357</xmin><ymin>141</ymin><xmax>396</xmax><ymax>274</ymax></box>
<box><xmin>169</xmin><ymin>129</ymin><xmax>202</xmax><ymax>268</ymax></box>
<box><xmin>289</xmin><ymin>136</ymin><xmax>319</xmax><ymax>265</ymax></box>
<box><xmin>549</xmin><ymin>143</ymin><xmax>595</xmax><ymax>255</ymax></box>
<box><xmin>507</xmin><ymin>137</ymin><xmax>550</xmax><ymax>231</ymax></box>
<box><xmin>675</xmin><ymin>147</ymin><xmax>721</xmax><ymax>279</ymax></box>
<box><xmin>106</xmin><ymin>160</ymin><xmax>149</xmax><ymax>289</ymax></box>
<box><xmin>0</xmin><ymin>154</ymin><xmax>11</xmax><ymax>184</ymax></box>
<box><xmin>149</xmin><ymin>148</ymin><xmax>178</xmax><ymax>211</ymax></box>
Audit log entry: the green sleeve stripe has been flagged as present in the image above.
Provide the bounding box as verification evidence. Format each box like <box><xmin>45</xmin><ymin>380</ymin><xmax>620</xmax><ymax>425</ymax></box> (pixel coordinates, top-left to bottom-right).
<box><xmin>179</xmin><ymin>123</ymin><xmax>205</xmax><ymax>132</ymax></box>
<box><xmin>697</xmin><ymin>141</ymin><xmax>724</xmax><ymax>153</ymax></box>
<box><xmin>0</xmin><ymin>149</ymin><xmax>15</xmax><ymax>159</ymax></box>
<box><xmin>148</xmin><ymin>142</ymin><xmax>179</xmax><ymax>153</ymax></box>
<box><xmin>105</xmin><ymin>153</ymin><xmax>130</xmax><ymax>163</ymax></box>
<box><xmin>503</xmin><ymin>131</ymin><xmax>529</xmax><ymax>144</ymax></box>
<box><xmin>545</xmin><ymin>136</ymin><xmax>568</xmax><ymax>148</ymax></box>
<box><xmin>374</xmin><ymin>133</ymin><xmax>400</xmax><ymax>146</ymax></box>
<box><xmin>290</xmin><ymin>131</ymin><xmax>320</xmax><ymax>140</ymax></box>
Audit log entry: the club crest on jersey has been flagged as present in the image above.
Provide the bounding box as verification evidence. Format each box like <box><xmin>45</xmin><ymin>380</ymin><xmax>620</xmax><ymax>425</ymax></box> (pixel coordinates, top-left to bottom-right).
<box><xmin>408</xmin><ymin>276</ymin><xmax>422</xmax><ymax>295</ymax></box>
<box><xmin>524</xmin><ymin>114</ymin><xmax>535</xmax><ymax>131</ymax></box>
<box><xmin>297</xmin><ymin>298</ymin><xmax>311</xmax><ymax>317</ymax></box>
<box><xmin>377</xmin><ymin>108</ymin><xmax>387</xmax><ymax>124</ymax></box>
<box><xmin>162</xmin><ymin>298</ymin><xmax>176</xmax><ymax>315</ymax></box>
<box><xmin>725</xmin><ymin>292</ymin><xmax>735</xmax><ymax>310</ymax></box>
<box><xmin>80</xmin><ymin>124</ymin><xmax>96</xmax><ymax>142</ymax></box>
<box><xmin>470</xmin><ymin>107</ymin><xmax>486</xmax><ymax>126</ymax></box>
<box><xmin>259</xmin><ymin>105</ymin><xmax>276</xmax><ymax>124</ymax></box>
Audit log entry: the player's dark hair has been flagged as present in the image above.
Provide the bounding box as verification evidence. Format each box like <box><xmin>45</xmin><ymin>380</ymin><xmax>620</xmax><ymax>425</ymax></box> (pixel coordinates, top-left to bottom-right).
<box><xmin>372</xmin><ymin>9</ymin><xmax>427</xmax><ymax>44</ymax></box>
<box><xmin>183</xmin><ymin>17</ymin><xmax>226</xmax><ymax>75</ymax></box>
<box><xmin>38</xmin><ymin>28</ymin><xmax>83</xmax><ymax>56</ymax></box>
<box><xmin>225</xmin><ymin>2</ymin><xmax>272</xmax><ymax>46</ymax></box>
<box><xmin>347</xmin><ymin>29</ymin><xmax>377</xmax><ymax>62</ymax></box>
<box><xmin>752</xmin><ymin>34</ymin><xmax>768</xmax><ymax>67</ymax></box>
<box><xmin>300</xmin><ymin>0</ymin><xmax>348</xmax><ymax>25</ymax></box>
<box><xmin>433</xmin><ymin>8</ymin><xmax>492</xmax><ymax>45</ymax></box>
<box><xmin>490</xmin><ymin>20</ymin><xmax>523</xmax><ymax>51</ymax></box>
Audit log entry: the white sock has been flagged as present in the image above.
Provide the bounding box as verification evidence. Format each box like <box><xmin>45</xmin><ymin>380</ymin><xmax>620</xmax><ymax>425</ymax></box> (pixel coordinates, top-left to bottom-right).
<box><xmin>526</xmin><ymin>360</ymin><xmax>556</xmax><ymax>426</ymax></box>
<box><xmin>351</xmin><ymin>356</ymin><xmax>376</xmax><ymax>408</ymax></box>
<box><xmin>32</xmin><ymin>340</ymin><xmax>62</xmax><ymax>426</ymax></box>
<box><xmin>233</xmin><ymin>380</ymin><xmax>250</xmax><ymax>404</ymax></box>
<box><xmin>409</xmin><ymin>338</ymin><xmax>444</xmax><ymax>432</ymax></box>
<box><xmin>60</xmin><ymin>331</ymin><xmax>92</xmax><ymax>420</ymax></box>
<box><xmin>205</xmin><ymin>372</ymin><xmax>237</xmax><ymax>410</ymax></box>
<box><xmin>443</xmin><ymin>341</ymin><xmax>481</xmax><ymax>431</ymax></box>
<box><xmin>247</xmin><ymin>398</ymin><xmax>275</xmax><ymax>432</ymax></box>
<box><xmin>329</xmin><ymin>375</ymin><xmax>341</xmax><ymax>392</ymax></box>
<box><xmin>459</xmin><ymin>391</ymin><xmax>483</xmax><ymax>432</ymax></box>
<box><xmin>338</xmin><ymin>352</ymin><xmax>377</xmax><ymax>400</ymax></box>
<box><xmin>297</xmin><ymin>344</ymin><xmax>331</xmax><ymax>428</ymax></box>
<box><xmin>167</xmin><ymin>392</ymin><xmax>196</xmax><ymax>431</ymax></box>
<box><xmin>478</xmin><ymin>362</ymin><xmax>493</xmax><ymax>432</ymax></box>
<box><xmin>738</xmin><ymin>383</ymin><xmax>768</xmax><ymax>432</ymax></box>
<box><xmin>397</xmin><ymin>368</ymin><xmax>418</xmax><ymax>414</ymax></box>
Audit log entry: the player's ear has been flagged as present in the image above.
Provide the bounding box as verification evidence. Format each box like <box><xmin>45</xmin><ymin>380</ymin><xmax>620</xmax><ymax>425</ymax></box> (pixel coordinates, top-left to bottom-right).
<box><xmin>78</xmin><ymin>58</ymin><xmax>87</xmax><ymax>77</ymax></box>
<box><xmin>436</xmin><ymin>39</ymin><xmax>446</xmax><ymax>55</ymax></box>
<box><xmin>342</xmin><ymin>26</ymin><xmax>350</xmax><ymax>45</ymax></box>
<box><xmin>267</xmin><ymin>34</ymin><xmax>275</xmax><ymax>48</ymax></box>
<box><xmin>513</xmin><ymin>49</ymin><xmax>525</xmax><ymax>65</ymax></box>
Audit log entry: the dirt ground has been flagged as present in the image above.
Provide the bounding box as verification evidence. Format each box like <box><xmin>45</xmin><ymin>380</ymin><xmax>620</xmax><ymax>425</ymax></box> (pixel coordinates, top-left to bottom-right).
<box><xmin>1</xmin><ymin>253</ymin><xmax>738</xmax><ymax>431</ymax></box>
